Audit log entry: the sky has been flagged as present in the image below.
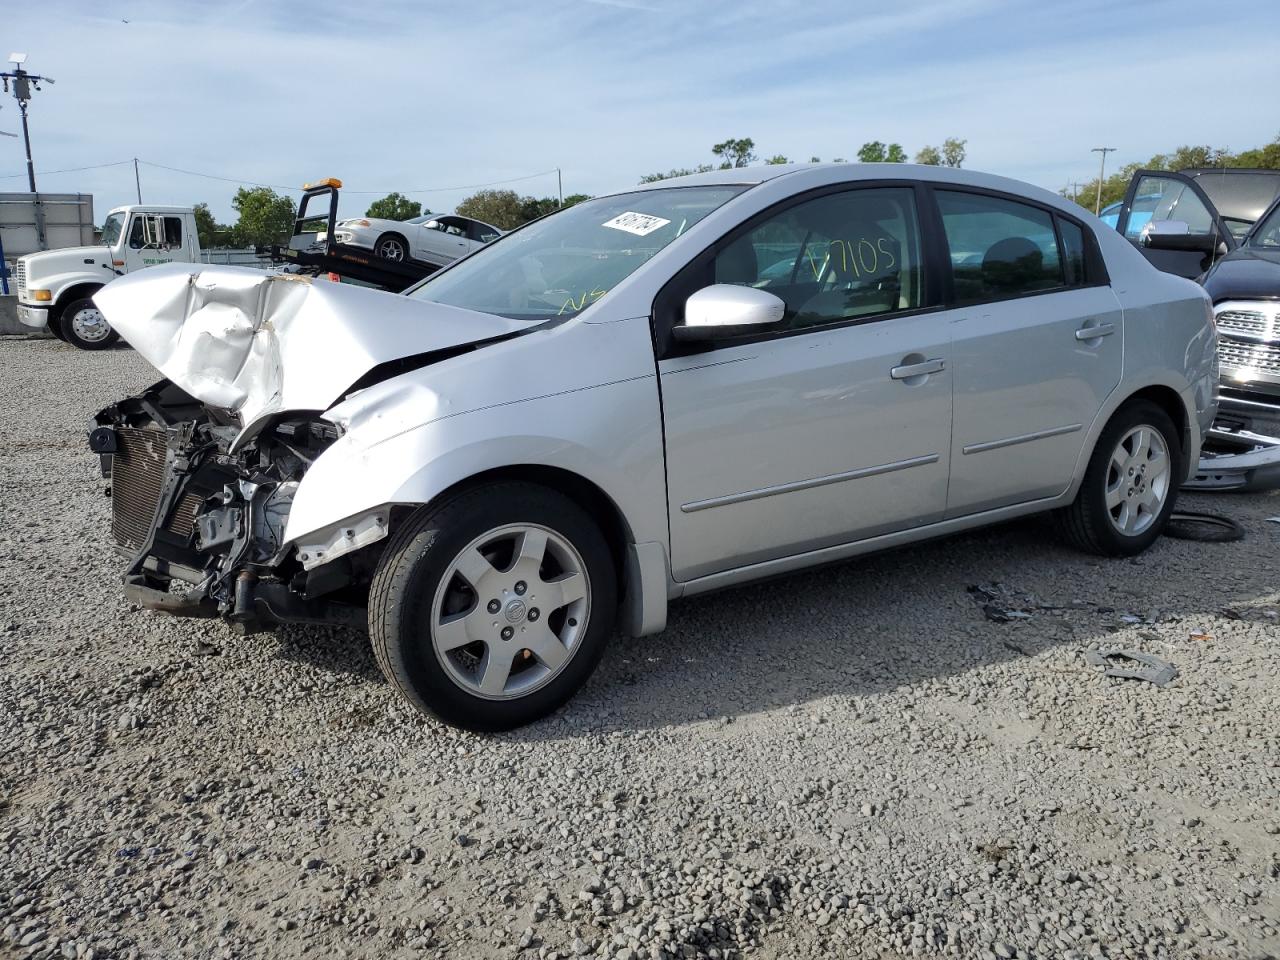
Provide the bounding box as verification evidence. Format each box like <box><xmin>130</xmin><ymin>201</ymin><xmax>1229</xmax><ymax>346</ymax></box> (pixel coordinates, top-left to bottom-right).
<box><xmin>2</xmin><ymin>0</ymin><xmax>1278</xmax><ymax>226</ymax></box>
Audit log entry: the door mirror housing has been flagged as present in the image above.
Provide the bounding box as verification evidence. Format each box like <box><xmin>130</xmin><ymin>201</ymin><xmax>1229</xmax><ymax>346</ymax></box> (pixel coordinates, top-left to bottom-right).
<box><xmin>1142</xmin><ymin>220</ymin><xmax>1225</xmax><ymax>255</ymax></box>
<box><xmin>674</xmin><ymin>284</ymin><xmax>787</xmax><ymax>342</ymax></box>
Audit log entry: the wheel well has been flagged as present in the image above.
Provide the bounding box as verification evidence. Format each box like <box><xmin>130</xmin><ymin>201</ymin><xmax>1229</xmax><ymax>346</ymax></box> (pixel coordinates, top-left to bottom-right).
<box><xmin>378</xmin><ymin>232</ymin><xmax>407</xmax><ymax>247</ymax></box>
<box><xmin>1125</xmin><ymin>385</ymin><xmax>1189</xmax><ymax>457</ymax></box>
<box><xmin>413</xmin><ymin>466</ymin><xmax>634</xmax><ymax>587</ymax></box>
<box><xmin>54</xmin><ymin>283</ymin><xmax>104</xmax><ymax>319</ymax></box>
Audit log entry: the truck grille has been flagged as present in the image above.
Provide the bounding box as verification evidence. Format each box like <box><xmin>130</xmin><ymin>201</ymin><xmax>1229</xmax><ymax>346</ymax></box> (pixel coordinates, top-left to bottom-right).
<box><xmin>13</xmin><ymin>259</ymin><xmax>26</xmax><ymax>298</ymax></box>
<box><xmin>1216</xmin><ymin>307</ymin><xmax>1276</xmax><ymax>339</ymax></box>
<box><xmin>1218</xmin><ymin>340</ymin><xmax>1280</xmax><ymax>378</ymax></box>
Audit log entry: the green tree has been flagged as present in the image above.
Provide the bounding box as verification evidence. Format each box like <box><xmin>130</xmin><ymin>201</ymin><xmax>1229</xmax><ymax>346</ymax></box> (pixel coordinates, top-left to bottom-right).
<box><xmin>639</xmin><ymin>164</ymin><xmax>716</xmax><ymax>184</ymax></box>
<box><xmin>809</xmin><ymin>156</ymin><xmax>822</xmax><ymax>163</ymax></box>
<box><xmin>229</xmin><ymin>187</ymin><xmax>296</xmax><ymax>248</ymax></box>
<box><xmin>712</xmin><ymin>137</ymin><xmax>757</xmax><ymax>168</ymax></box>
<box><xmin>1234</xmin><ymin>133</ymin><xmax>1280</xmax><ymax>168</ymax></box>
<box><xmin>914</xmin><ymin>145</ymin><xmax>942</xmax><ymax>165</ymax></box>
<box><xmin>857</xmin><ymin>141</ymin><xmax>907</xmax><ymax>163</ymax></box>
<box><xmin>941</xmin><ymin>137</ymin><xmax>967</xmax><ymax>168</ymax></box>
<box><xmin>456</xmin><ymin>189</ymin><xmax>525</xmax><ymax>230</ymax></box>
<box><xmin>192</xmin><ymin>202</ymin><xmax>221</xmax><ymax>249</ymax></box>
<box><xmin>366</xmin><ymin>192</ymin><xmax>423</xmax><ymax>221</ymax></box>
<box><xmin>561</xmin><ymin>193</ymin><xmax>592</xmax><ymax>207</ymax></box>
<box><xmin>765</xmin><ymin>154</ymin><xmax>790</xmax><ymax>165</ymax></box>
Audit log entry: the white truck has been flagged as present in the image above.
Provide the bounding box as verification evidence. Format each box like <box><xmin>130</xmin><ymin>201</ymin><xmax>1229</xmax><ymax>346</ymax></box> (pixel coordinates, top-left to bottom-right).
<box><xmin>15</xmin><ymin>205</ymin><xmax>200</xmax><ymax>349</ymax></box>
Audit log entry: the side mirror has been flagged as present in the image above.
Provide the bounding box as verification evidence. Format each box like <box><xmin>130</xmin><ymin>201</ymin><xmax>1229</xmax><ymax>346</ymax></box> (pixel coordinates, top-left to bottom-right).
<box><xmin>1142</xmin><ymin>220</ymin><xmax>1223</xmax><ymax>255</ymax></box>
<box><xmin>673</xmin><ymin>284</ymin><xmax>787</xmax><ymax>342</ymax></box>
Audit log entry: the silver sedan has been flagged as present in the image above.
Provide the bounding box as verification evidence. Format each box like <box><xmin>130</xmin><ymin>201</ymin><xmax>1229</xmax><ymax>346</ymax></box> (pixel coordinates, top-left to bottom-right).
<box><xmin>94</xmin><ymin>163</ymin><xmax>1217</xmax><ymax>730</ymax></box>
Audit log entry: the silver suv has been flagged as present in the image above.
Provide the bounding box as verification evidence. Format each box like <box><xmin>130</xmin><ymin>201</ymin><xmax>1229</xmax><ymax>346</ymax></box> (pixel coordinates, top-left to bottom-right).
<box><xmin>92</xmin><ymin>164</ymin><xmax>1218</xmax><ymax>730</ymax></box>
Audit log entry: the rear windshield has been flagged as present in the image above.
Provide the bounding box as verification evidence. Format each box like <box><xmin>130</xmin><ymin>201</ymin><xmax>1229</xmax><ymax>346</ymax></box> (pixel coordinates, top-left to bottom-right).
<box><xmin>408</xmin><ymin>186</ymin><xmax>747</xmax><ymax>321</ymax></box>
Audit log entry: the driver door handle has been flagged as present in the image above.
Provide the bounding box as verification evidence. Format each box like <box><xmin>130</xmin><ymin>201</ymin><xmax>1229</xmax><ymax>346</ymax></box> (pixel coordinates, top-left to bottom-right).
<box><xmin>1075</xmin><ymin>322</ymin><xmax>1116</xmax><ymax>340</ymax></box>
<box><xmin>890</xmin><ymin>358</ymin><xmax>945</xmax><ymax>380</ymax></box>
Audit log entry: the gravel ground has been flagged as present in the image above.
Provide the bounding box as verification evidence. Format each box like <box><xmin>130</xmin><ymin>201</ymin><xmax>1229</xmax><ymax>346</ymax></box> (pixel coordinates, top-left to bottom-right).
<box><xmin>1</xmin><ymin>337</ymin><xmax>1278</xmax><ymax>960</ymax></box>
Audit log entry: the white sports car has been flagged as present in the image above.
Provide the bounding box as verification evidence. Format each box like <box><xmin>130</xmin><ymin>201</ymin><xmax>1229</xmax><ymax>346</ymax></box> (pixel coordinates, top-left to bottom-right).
<box><xmin>329</xmin><ymin>214</ymin><xmax>503</xmax><ymax>266</ymax></box>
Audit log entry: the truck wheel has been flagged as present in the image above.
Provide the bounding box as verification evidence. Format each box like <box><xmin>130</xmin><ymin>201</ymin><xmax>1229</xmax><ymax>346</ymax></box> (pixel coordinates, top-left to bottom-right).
<box><xmin>45</xmin><ymin>307</ymin><xmax>68</xmax><ymax>341</ymax></box>
<box><xmin>375</xmin><ymin>234</ymin><xmax>408</xmax><ymax>262</ymax></box>
<box><xmin>1056</xmin><ymin>400</ymin><xmax>1182</xmax><ymax>556</ymax></box>
<box><xmin>369</xmin><ymin>483</ymin><xmax>617</xmax><ymax>731</ymax></box>
<box><xmin>60</xmin><ymin>298</ymin><xmax>119</xmax><ymax>350</ymax></box>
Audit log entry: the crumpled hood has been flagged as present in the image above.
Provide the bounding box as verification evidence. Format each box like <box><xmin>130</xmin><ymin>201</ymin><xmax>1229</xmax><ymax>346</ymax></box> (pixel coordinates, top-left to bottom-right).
<box><xmin>94</xmin><ymin>263</ymin><xmax>527</xmax><ymax>433</ymax></box>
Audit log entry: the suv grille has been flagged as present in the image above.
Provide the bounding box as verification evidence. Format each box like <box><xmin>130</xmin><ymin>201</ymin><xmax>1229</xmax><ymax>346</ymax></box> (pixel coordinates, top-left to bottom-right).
<box><xmin>1218</xmin><ymin>340</ymin><xmax>1280</xmax><ymax>378</ymax></box>
<box><xmin>13</xmin><ymin>260</ymin><xmax>26</xmax><ymax>298</ymax></box>
<box><xmin>1216</xmin><ymin>307</ymin><xmax>1275</xmax><ymax>339</ymax></box>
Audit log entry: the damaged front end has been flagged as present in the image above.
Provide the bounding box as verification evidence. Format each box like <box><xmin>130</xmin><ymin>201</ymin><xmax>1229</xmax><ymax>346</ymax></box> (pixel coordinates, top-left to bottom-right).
<box><xmin>92</xmin><ymin>380</ymin><xmax>370</xmax><ymax>630</ymax></box>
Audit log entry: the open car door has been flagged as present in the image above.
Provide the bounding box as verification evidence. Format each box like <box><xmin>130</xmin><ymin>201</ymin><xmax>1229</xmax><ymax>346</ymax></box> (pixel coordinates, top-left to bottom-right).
<box><xmin>1115</xmin><ymin>170</ymin><xmax>1235</xmax><ymax>278</ymax></box>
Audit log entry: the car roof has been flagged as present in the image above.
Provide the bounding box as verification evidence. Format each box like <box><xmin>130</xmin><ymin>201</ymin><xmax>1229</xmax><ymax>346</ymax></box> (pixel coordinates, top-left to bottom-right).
<box><xmin>630</xmin><ymin>162</ymin><xmax>1081</xmax><ymax>216</ymax></box>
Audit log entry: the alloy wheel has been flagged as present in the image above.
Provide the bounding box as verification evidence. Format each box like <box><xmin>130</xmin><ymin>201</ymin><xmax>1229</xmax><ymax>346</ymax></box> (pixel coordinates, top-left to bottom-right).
<box><xmin>1105</xmin><ymin>424</ymin><xmax>1170</xmax><ymax>536</ymax></box>
<box><xmin>377</xmin><ymin>238</ymin><xmax>406</xmax><ymax>261</ymax></box>
<box><xmin>430</xmin><ymin>524</ymin><xmax>590</xmax><ymax>700</ymax></box>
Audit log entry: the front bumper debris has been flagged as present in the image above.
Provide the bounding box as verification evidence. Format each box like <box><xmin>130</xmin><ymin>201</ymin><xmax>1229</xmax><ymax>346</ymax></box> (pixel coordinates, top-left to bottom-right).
<box><xmin>1187</xmin><ymin>391</ymin><xmax>1280</xmax><ymax>492</ymax></box>
<box><xmin>94</xmin><ymin>379</ymin><xmax>373</xmax><ymax>630</ymax></box>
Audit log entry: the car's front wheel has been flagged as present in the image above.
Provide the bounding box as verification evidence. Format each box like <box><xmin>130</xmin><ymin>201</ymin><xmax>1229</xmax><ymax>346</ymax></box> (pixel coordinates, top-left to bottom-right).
<box><xmin>375</xmin><ymin>234</ymin><xmax>408</xmax><ymax>262</ymax></box>
<box><xmin>1057</xmin><ymin>399</ymin><xmax>1181</xmax><ymax>556</ymax></box>
<box><xmin>60</xmin><ymin>297</ymin><xmax>119</xmax><ymax>350</ymax></box>
<box><xmin>369</xmin><ymin>483</ymin><xmax>616</xmax><ymax>731</ymax></box>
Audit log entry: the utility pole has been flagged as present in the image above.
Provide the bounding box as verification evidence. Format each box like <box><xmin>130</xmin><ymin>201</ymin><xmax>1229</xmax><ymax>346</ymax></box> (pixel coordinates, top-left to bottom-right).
<box><xmin>133</xmin><ymin>157</ymin><xmax>142</xmax><ymax>203</ymax></box>
<box><xmin>1</xmin><ymin>54</ymin><xmax>55</xmax><ymax>193</ymax></box>
<box><xmin>1091</xmin><ymin>147</ymin><xmax>1116</xmax><ymax>215</ymax></box>
<box><xmin>556</xmin><ymin>168</ymin><xmax>563</xmax><ymax>208</ymax></box>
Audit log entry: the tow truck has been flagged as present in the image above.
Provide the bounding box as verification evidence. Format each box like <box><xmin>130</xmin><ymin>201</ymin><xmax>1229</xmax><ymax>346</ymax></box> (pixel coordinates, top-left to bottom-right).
<box><xmin>269</xmin><ymin>178</ymin><xmax>441</xmax><ymax>292</ymax></box>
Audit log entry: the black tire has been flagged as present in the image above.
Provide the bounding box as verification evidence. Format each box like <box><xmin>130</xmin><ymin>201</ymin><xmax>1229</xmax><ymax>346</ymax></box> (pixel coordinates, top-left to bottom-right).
<box><xmin>375</xmin><ymin>234</ymin><xmax>408</xmax><ymax>262</ymax></box>
<box><xmin>60</xmin><ymin>297</ymin><xmax>118</xmax><ymax>350</ymax></box>
<box><xmin>369</xmin><ymin>483</ymin><xmax>617</xmax><ymax>731</ymax></box>
<box><xmin>45</xmin><ymin>306</ymin><xmax>67</xmax><ymax>341</ymax></box>
<box><xmin>1056</xmin><ymin>400</ymin><xmax>1182</xmax><ymax>556</ymax></box>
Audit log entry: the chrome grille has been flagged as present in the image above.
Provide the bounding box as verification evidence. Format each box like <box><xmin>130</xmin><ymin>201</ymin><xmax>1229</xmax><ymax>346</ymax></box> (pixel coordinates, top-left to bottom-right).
<box><xmin>13</xmin><ymin>259</ymin><xmax>26</xmax><ymax>298</ymax></box>
<box><xmin>1218</xmin><ymin>340</ymin><xmax>1280</xmax><ymax>378</ymax></box>
<box><xmin>110</xmin><ymin>428</ymin><xmax>168</xmax><ymax>552</ymax></box>
<box><xmin>1215</xmin><ymin>308</ymin><xmax>1271</xmax><ymax>338</ymax></box>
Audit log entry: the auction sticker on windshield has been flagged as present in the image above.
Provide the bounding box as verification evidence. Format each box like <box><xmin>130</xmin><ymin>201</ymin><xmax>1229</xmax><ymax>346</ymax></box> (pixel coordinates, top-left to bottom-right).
<box><xmin>602</xmin><ymin>212</ymin><xmax>672</xmax><ymax>236</ymax></box>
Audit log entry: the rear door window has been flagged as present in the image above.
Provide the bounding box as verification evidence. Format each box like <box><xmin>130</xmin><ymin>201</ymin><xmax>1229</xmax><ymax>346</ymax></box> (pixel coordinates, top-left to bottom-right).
<box><xmin>936</xmin><ymin>191</ymin><xmax>1064</xmax><ymax>303</ymax></box>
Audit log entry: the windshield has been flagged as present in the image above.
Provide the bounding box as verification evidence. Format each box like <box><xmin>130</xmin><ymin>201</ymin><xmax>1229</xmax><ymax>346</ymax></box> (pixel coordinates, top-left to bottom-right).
<box><xmin>407</xmin><ymin>215</ymin><xmax>434</xmax><ymax>224</ymax></box>
<box><xmin>1247</xmin><ymin>203</ymin><xmax>1280</xmax><ymax>248</ymax></box>
<box><xmin>408</xmin><ymin>185</ymin><xmax>748</xmax><ymax>320</ymax></box>
<box><xmin>101</xmin><ymin>212</ymin><xmax>124</xmax><ymax>246</ymax></box>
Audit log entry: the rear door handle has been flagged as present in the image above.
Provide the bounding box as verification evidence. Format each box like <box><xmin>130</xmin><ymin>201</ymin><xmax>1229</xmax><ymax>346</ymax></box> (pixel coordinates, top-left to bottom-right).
<box><xmin>890</xmin><ymin>358</ymin><xmax>945</xmax><ymax>380</ymax></box>
<box><xmin>1075</xmin><ymin>322</ymin><xmax>1116</xmax><ymax>340</ymax></box>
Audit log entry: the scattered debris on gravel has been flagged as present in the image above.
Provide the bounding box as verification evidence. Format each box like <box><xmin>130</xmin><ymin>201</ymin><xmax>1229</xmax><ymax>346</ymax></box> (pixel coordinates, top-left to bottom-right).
<box><xmin>2</xmin><ymin>339</ymin><xmax>1279</xmax><ymax>959</ymax></box>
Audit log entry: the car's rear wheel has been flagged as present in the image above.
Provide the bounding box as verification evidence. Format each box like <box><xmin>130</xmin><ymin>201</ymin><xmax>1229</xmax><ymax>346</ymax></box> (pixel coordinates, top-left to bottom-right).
<box><xmin>375</xmin><ymin>234</ymin><xmax>408</xmax><ymax>262</ymax></box>
<box><xmin>1057</xmin><ymin>400</ymin><xmax>1181</xmax><ymax>556</ymax></box>
<box><xmin>369</xmin><ymin>483</ymin><xmax>616</xmax><ymax>731</ymax></box>
<box><xmin>60</xmin><ymin>297</ymin><xmax>119</xmax><ymax>350</ymax></box>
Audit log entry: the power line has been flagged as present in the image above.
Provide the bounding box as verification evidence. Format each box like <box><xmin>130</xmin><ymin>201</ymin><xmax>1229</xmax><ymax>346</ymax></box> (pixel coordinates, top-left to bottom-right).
<box><xmin>0</xmin><ymin>159</ymin><xmax>132</xmax><ymax>179</ymax></box>
<box><xmin>2</xmin><ymin>158</ymin><xmax>563</xmax><ymax>197</ymax></box>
